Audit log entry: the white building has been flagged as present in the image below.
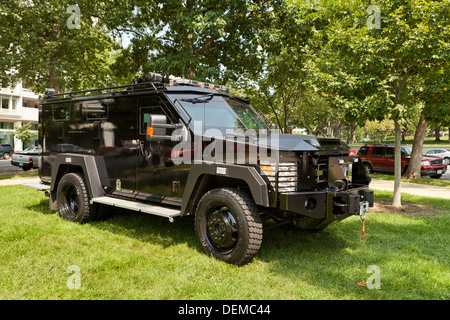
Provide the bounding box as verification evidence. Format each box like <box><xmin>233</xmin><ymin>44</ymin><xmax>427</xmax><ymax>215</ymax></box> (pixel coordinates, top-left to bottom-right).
<box><xmin>0</xmin><ymin>82</ymin><xmax>40</xmax><ymax>151</ymax></box>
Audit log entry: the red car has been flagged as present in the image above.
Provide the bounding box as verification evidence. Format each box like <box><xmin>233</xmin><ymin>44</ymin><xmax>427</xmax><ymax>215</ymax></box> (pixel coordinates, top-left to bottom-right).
<box><xmin>357</xmin><ymin>144</ymin><xmax>447</xmax><ymax>179</ymax></box>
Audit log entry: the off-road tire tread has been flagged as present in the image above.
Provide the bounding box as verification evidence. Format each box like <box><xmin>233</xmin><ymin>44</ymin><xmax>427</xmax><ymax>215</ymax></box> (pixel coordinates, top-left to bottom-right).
<box><xmin>196</xmin><ymin>187</ymin><xmax>263</xmax><ymax>266</ymax></box>
<box><xmin>57</xmin><ymin>172</ymin><xmax>95</xmax><ymax>224</ymax></box>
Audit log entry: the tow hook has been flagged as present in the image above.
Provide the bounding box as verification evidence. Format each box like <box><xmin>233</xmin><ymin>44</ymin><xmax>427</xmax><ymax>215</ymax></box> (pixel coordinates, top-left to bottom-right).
<box><xmin>359</xmin><ymin>201</ymin><xmax>369</xmax><ymax>240</ymax></box>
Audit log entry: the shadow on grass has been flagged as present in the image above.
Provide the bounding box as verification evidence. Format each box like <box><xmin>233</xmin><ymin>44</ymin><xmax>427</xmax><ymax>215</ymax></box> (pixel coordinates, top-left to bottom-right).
<box><xmin>25</xmin><ymin>198</ymin><xmax>55</xmax><ymax>215</ymax></box>
<box><xmin>24</xmin><ymin>197</ymin><xmax>450</xmax><ymax>299</ymax></box>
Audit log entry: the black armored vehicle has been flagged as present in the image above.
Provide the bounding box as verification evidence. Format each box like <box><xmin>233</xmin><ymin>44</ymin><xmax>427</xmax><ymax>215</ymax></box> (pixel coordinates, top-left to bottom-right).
<box><xmin>30</xmin><ymin>73</ymin><xmax>373</xmax><ymax>265</ymax></box>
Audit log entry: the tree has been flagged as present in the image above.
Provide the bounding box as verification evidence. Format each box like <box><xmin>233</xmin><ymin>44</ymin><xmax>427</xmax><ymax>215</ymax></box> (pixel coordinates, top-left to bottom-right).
<box><xmin>0</xmin><ymin>0</ymin><xmax>120</xmax><ymax>93</ymax></box>
<box><xmin>295</xmin><ymin>0</ymin><xmax>449</xmax><ymax>207</ymax></box>
<box><xmin>236</xmin><ymin>1</ymin><xmax>330</xmax><ymax>133</ymax></box>
<box><xmin>12</xmin><ymin>123</ymin><xmax>37</xmax><ymax>145</ymax></box>
<box><xmin>101</xmin><ymin>0</ymin><xmax>282</xmax><ymax>82</ymax></box>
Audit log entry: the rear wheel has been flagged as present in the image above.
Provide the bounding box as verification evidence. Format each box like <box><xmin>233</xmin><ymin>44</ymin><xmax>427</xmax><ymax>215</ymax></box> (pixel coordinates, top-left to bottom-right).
<box><xmin>195</xmin><ymin>187</ymin><xmax>263</xmax><ymax>266</ymax></box>
<box><xmin>3</xmin><ymin>153</ymin><xmax>10</xmax><ymax>160</ymax></box>
<box><xmin>56</xmin><ymin>172</ymin><xmax>95</xmax><ymax>224</ymax></box>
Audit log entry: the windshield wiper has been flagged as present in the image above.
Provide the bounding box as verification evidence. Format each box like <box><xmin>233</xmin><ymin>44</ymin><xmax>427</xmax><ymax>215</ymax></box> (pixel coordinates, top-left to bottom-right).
<box><xmin>180</xmin><ymin>93</ymin><xmax>214</xmax><ymax>104</ymax></box>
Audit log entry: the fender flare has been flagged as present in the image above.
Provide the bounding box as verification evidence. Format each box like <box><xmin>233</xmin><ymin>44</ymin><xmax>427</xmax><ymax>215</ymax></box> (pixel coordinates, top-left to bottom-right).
<box><xmin>50</xmin><ymin>153</ymin><xmax>110</xmax><ymax>199</ymax></box>
<box><xmin>181</xmin><ymin>163</ymin><xmax>270</xmax><ymax>215</ymax></box>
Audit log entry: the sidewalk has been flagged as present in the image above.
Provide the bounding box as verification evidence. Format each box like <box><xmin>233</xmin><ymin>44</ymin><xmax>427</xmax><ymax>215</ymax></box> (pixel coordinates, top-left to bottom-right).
<box><xmin>370</xmin><ymin>179</ymin><xmax>450</xmax><ymax>199</ymax></box>
<box><xmin>0</xmin><ymin>176</ymin><xmax>40</xmax><ymax>186</ymax></box>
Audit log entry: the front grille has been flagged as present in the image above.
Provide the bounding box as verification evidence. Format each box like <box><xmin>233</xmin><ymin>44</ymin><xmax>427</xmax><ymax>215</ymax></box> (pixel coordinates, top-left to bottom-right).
<box><xmin>261</xmin><ymin>162</ymin><xmax>299</xmax><ymax>193</ymax></box>
<box><xmin>430</xmin><ymin>160</ymin><xmax>443</xmax><ymax>165</ymax></box>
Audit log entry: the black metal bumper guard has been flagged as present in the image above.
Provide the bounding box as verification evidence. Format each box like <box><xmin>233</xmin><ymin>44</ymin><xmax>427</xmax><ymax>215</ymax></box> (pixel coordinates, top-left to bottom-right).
<box><xmin>279</xmin><ymin>187</ymin><xmax>374</xmax><ymax>219</ymax></box>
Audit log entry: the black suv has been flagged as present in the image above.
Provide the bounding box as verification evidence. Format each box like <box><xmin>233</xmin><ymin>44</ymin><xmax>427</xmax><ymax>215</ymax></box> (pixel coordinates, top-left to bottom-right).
<box><xmin>29</xmin><ymin>73</ymin><xmax>373</xmax><ymax>265</ymax></box>
<box><xmin>0</xmin><ymin>144</ymin><xmax>14</xmax><ymax>160</ymax></box>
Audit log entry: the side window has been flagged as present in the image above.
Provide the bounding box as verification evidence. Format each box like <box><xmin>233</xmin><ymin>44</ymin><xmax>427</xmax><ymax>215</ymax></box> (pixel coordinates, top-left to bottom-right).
<box><xmin>385</xmin><ymin>148</ymin><xmax>394</xmax><ymax>157</ymax></box>
<box><xmin>81</xmin><ymin>99</ymin><xmax>111</xmax><ymax>120</ymax></box>
<box><xmin>372</xmin><ymin>147</ymin><xmax>384</xmax><ymax>157</ymax></box>
<box><xmin>85</xmin><ymin>102</ymin><xmax>108</xmax><ymax>120</ymax></box>
<box><xmin>53</xmin><ymin>105</ymin><xmax>71</xmax><ymax>121</ymax></box>
<box><xmin>358</xmin><ymin>146</ymin><xmax>369</xmax><ymax>155</ymax></box>
<box><xmin>140</xmin><ymin>106</ymin><xmax>169</xmax><ymax>135</ymax></box>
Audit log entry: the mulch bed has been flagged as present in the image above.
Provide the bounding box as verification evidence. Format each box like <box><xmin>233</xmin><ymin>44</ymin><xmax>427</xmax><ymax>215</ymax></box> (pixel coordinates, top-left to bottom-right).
<box><xmin>372</xmin><ymin>200</ymin><xmax>446</xmax><ymax>216</ymax></box>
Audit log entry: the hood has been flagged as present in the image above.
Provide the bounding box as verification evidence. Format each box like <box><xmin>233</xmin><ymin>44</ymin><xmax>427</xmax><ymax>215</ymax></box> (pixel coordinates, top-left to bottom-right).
<box><xmin>254</xmin><ymin>133</ymin><xmax>349</xmax><ymax>152</ymax></box>
<box><xmin>203</xmin><ymin>131</ymin><xmax>349</xmax><ymax>152</ymax></box>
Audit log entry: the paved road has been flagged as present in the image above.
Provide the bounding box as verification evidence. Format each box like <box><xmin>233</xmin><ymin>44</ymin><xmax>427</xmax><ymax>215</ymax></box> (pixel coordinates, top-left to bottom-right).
<box><xmin>0</xmin><ymin>159</ymin><xmax>21</xmax><ymax>173</ymax></box>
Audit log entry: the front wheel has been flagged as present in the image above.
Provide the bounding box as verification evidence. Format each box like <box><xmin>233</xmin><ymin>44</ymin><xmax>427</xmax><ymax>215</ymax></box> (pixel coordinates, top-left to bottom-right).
<box><xmin>195</xmin><ymin>188</ymin><xmax>263</xmax><ymax>266</ymax></box>
<box><xmin>56</xmin><ymin>172</ymin><xmax>95</xmax><ymax>224</ymax></box>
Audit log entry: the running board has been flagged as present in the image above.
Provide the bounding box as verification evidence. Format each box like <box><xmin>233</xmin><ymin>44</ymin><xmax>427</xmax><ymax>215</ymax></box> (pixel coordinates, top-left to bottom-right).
<box><xmin>92</xmin><ymin>196</ymin><xmax>181</xmax><ymax>222</ymax></box>
<box><xmin>21</xmin><ymin>181</ymin><xmax>51</xmax><ymax>191</ymax></box>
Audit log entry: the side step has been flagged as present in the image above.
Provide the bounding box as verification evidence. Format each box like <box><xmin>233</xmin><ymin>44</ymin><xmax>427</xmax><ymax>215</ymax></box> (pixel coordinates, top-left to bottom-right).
<box><xmin>92</xmin><ymin>196</ymin><xmax>181</xmax><ymax>222</ymax></box>
<box><xmin>21</xmin><ymin>181</ymin><xmax>51</xmax><ymax>191</ymax></box>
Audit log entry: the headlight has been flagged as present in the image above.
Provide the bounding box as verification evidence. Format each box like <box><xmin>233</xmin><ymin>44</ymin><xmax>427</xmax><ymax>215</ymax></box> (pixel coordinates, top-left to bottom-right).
<box><xmin>421</xmin><ymin>161</ymin><xmax>431</xmax><ymax>166</ymax></box>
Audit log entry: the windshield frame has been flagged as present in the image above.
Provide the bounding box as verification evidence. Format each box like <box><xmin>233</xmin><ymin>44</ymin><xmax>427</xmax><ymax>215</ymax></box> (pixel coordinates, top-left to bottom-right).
<box><xmin>166</xmin><ymin>92</ymin><xmax>270</xmax><ymax>131</ymax></box>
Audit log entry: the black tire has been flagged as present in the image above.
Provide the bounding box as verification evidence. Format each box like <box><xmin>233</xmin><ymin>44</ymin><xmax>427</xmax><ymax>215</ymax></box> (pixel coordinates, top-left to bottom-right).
<box><xmin>56</xmin><ymin>172</ymin><xmax>95</xmax><ymax>224</ymax></box>
<box><xmin>444</xmin><ymin>157</ymin><xmax>450</xmax><ymax>165</ymax></box>
<box><xmin>430</xmin><ymin>174</ymin><xmax>442</xmax><ymax>179</ymax></box>
<box><xmin>195</xmin><ymin>187</ymin><xmax>263</xmax><ymax>266</ymax></box>
<box><xmin>3</xmin><ymin>153</ymin><xmax>10</xmax><ymax>160</ymax></box>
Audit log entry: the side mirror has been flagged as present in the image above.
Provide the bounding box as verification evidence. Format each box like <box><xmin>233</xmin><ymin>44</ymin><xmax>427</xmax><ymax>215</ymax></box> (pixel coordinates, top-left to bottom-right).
<box><xmin>146</xmin><ymin>115</ymin><xmax>189</xmax><ymax>142</ymax></box>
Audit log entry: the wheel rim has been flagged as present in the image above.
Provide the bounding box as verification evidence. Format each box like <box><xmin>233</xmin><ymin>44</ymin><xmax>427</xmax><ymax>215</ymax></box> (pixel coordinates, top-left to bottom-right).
<box><xmin>61</xmin><ymin>183</ymin><xmax>79</xmax><ymax>219</ymax></box>
<box><xmin>206</xmin><ymin>206</ymin><xmax>239</xmax><ymax>253</ymax></box>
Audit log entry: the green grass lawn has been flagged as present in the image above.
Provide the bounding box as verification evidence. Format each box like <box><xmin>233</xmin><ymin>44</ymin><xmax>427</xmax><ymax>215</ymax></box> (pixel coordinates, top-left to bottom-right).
<box><xmin>0</xmin><ymin>186</ymin><xmax>448</xmax><ymax>300</ymax></box>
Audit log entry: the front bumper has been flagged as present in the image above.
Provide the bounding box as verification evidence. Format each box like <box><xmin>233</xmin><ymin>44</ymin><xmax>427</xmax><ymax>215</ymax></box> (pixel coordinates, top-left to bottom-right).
<box><xmin>421</xmin><ymin>165</ymin><xmax>447</xmax><ymax>176</ymax></box>
<box><xmin>279</xmin><ymin>186</ymin><xmax>374</xmax><ymax>220</ymax></box>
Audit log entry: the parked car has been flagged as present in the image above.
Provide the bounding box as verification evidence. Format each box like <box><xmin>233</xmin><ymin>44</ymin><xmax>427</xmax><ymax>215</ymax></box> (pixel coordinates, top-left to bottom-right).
<box><xmin>424</xmin><ymin>149</ymin><xmax>450</xmax><ymax>165</ymax></box>
<box><xmin>357</xmin><ymin>144</ymin><xmax>447</xmax><ymax>179</ymax></box>
<box><xmin>0</xmin><ymin>144</ymin><xmax>14</xmax><ymax>160</ymax></box>
<box><xmin>11</xmin><ymin>146</ymin><xmax>40</xmax><ymax>171</ymax></box>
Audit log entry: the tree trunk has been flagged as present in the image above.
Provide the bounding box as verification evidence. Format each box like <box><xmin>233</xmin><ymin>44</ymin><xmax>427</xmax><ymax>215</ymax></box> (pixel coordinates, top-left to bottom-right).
<box><xmin>184</xmin><ymin>67</ymin><xmax>196</xmax><ymax>80</ymax></box>
<box><xmin>348</xmin><ymin>123</ymin><xmax>357</xmax><ymax>144</ymax></box>
<box><xmin>435</xmin><ymin>125</ymin><xmax>441</xmax><ymax>141</ymax></box>
<box><xmin>403</xmin><ymin>114</ymin><xmax>427</xmax><ymax>179</ymax></box>
<box><xmin>393</xmin><ymin>120</ymin><xmax>402</xmax><ymax>208</ymax></box>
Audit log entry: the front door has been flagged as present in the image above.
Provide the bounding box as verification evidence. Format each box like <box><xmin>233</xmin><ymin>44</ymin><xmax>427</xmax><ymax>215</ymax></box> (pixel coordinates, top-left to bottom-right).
<box><xmin>135</xmin><ymin>95</ymin><xmax>186</xmax><ymax>204</ymax></box>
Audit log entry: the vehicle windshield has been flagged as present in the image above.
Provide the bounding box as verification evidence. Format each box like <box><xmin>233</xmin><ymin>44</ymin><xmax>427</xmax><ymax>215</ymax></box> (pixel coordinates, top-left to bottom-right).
<box><xmin>401</xmin><ymin>146</ymin><xmax>412</xmax><ymax>156</ymax></box>
<box><xmin>167</xmin><ymin>93</ymin><xmax>269</xmax><ymax>130</ymax></box>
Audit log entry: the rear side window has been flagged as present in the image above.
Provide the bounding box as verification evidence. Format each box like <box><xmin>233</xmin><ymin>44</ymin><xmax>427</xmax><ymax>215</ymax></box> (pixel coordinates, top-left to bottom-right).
<box><xmin>385</xmin><ymin>148</ymin><xmax>394</xmax><ymax>157</ymax></box>
<box><xmin>372</xmin><ymin>147</ymin><xmax>384</xmax><ymax>157</ymax></box>
<box><xmin>358</xmin><ymin>146</ymin><xmax>370</xmax><ymax>155</ymax></box>
<box><xmin>53</xmin><ymin>105</ymin><xmax>71</xmax><ymax>120</ymax></box>
<box><xmin>85</xmin><ymin>102</ymin><xmax>108</xmax><ymax>120</ymax></box>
